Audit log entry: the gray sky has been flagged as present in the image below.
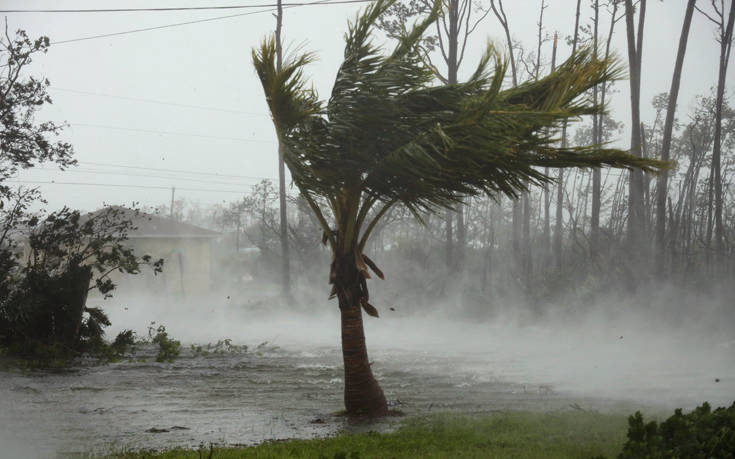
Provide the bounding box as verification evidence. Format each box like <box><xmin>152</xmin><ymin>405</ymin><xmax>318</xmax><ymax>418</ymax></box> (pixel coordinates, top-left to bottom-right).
<box><xmin>4</xmin><ymin>0</ymin><xmax>732</xmax><ymax>212</ymax></box>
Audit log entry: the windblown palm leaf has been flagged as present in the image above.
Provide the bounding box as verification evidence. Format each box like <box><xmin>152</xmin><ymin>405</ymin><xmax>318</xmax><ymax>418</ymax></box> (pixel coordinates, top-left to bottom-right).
<box><xmin>253</xmin><ymin>0</ymin><xmax>663</xmax><ymax>250</ymax></box>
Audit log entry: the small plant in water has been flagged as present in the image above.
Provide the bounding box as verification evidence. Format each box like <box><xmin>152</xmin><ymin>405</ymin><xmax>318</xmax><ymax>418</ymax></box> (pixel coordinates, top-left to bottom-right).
<box><xmin>191</xmin><ymin>339</ymin><xmax>248</xmax><ymax>357</ymax></box>
<box><xmin>147</xmin><ymin>322</ymin><xmax>181</xmax><ymax>363</ymax></box>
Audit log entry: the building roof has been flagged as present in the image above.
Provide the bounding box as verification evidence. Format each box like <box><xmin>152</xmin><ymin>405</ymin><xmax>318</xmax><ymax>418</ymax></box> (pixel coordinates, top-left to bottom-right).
<box><xmin>87</xmin><ymin>206</ymin><xmax>219</xmax><ymax>239</ymax></box>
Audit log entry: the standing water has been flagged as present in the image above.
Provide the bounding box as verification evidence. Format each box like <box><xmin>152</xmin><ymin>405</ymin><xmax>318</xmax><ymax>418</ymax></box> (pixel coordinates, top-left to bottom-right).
<box><xmin>1</xmin><ymin>296</ymin><xmax>733</xmax><ymax>457</ymax></box>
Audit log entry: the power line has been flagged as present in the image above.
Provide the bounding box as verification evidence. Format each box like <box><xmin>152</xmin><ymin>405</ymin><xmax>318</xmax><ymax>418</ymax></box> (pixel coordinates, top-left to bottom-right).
<box><xmin>50</xmin><ymin>87</ymin><xmax>268</xmax><ymax>116</ymax></box>
<box><xmin>78</xmin><ymin>161</ymin><xmax>272</xmax><ymax>181</ymax></box>
<box><xmin>52</xmin><ymin>9</ymin><xmax>270</xmax><ymax>45</ymax></box>
<box><xmin>1</xmin><ymin>1</ymin><xmax>372</xmax><ymax>14</ymax></box>
<box><xmin>70</xmin><ymin>122</ymin><xmax>274</xmax><ymax>143</ymax></box>
<box><xmin>31</xmin><ymin>166</ymin><xmax>268</xmax><ymax>186</ymax></box>
<box><xmin>48</xmin><ymin>0</ymin><xmax>369</xmax><ymax>45</ymax></box>
<box><xmin>7</xmin><ymin>180</ymin><xmax>252</xmax><ymax>194</ymax></box>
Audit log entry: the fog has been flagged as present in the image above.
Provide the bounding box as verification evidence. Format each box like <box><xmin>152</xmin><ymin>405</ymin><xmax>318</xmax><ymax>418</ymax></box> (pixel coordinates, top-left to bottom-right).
<box><xmin>101</xmin><ymin>279</ymin><xmax>735</xmax><ymax>408</ymax></box>
<box><xmin>3</xmin><ymin>282</ymin><xmax>733</xmax><ymax>456</ymax></box>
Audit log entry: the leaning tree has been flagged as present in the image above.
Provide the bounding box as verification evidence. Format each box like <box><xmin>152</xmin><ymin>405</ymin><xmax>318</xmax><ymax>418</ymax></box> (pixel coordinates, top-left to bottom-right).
<box><xmin>252</xmin><ymin>0</ymin><xmax>664</xmax><ymax>416</ymax></box>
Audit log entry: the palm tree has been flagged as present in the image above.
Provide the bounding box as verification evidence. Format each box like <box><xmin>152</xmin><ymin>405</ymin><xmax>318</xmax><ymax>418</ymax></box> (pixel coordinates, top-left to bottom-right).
<box><xmin>252</xmin><ymin>0</ymin><xmax>664</xmax><ymax>416</ymax></box>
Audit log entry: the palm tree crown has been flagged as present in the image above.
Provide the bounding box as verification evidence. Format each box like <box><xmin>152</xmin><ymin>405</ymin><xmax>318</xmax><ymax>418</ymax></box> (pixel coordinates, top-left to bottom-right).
<box><xmin>253</xmin><ymin>0</ymin><xmax>662</xmax><ymax>259</ymax></box>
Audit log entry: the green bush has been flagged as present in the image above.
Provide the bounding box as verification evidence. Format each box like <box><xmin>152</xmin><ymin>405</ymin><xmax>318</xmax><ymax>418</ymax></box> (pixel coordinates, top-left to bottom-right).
<box><xmin>148</xmin><ymin>323</ymin><xmax>181</xmax><ymax>362</ymax></box>
<box><xmin>1</xmin><ymin>206</ymin><xmax>163</xmax><ymax>363</ymax></box>
<box><xmin>619</xmin><ymin>401</ymin><xmax>735</xmax><ymax>458</ymax></box>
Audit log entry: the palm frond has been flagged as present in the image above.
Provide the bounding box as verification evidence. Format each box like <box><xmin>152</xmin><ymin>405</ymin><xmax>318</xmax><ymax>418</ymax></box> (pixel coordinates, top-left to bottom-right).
<box><xmin>251</xmin><ymin>37</ymin><xmax>320</xmax><ymax>135</ymax></box>
<box><xmin>251</xmin><ymin>0</ymin><xmax>667</xmax><ymax>232</ymax></box>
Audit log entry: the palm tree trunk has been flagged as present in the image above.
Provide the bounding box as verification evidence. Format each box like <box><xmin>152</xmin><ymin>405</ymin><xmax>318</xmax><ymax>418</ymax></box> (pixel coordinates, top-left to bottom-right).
<box><xmin>332</xmin><ymin>248</ymin><xmax>387</xmax><ymax>416</ymax></box>
<box><xmin>338</xmin><ymin>279</ymin><xmax>387</xmax><ymax>416</ymax></box>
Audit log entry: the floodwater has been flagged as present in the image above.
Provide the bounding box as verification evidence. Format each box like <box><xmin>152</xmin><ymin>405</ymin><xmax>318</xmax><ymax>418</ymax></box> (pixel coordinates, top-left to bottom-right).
<box><xmin>1</xmin><ymin>298</ymin><xmax>734</xmax><ymax>458</ymax></box>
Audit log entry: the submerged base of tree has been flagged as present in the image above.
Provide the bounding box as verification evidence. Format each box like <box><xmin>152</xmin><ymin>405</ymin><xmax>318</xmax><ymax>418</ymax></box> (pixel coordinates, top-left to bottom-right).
<box><xmin>340</xmin><ymin>300</ymin><xmax>388</xmax><ymax>416</ymax></box>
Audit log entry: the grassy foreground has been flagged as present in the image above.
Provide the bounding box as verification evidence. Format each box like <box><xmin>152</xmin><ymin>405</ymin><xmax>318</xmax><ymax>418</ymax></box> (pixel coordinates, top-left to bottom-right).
<box><xmin>105</xmin><ymin>411</ymin><xmax>629</xmax><ymax>459</ymax></box>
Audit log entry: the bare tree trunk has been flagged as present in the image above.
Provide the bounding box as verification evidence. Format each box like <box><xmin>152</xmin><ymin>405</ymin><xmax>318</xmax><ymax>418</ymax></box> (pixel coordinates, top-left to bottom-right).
<box><xmin>456</xmin><ymin>207</ymin><xmax>465</xmax><ymax>264</ymax></box>
<box><xmin>554</xmin><ymin>0</ymin><xmax>581</xmax><ymax>270</ymax></box>
<box><xmin>53</xmin><ymin>265</ymin><xmax>93</xmax><ymax>349</ymax></box>
<box><xmin>542</xmin><ymin>31</ymin><xmax>555</xmax><ymax>263</ymax></box>
<box><xmin>482</xmin><ymin>199</ymin><xmax>495</xmax><ymax>292</ymax></box>
<box><xmin>624</xmin><ymin>0</ymin><xmax>647</xmax><ymax>262</ymax></box>
<box><xmin>591</xmin><ymin>0</ymin><xmax>601</xmax><ymax>260</ymax></box>
<box><xmin>491</xmin><ymin>0</ymin><xmax>522</xmax><ymax>275</ymax></box>
<box><xmin>712</xmin><ymin>0</ymin><xmax>735</xmax><ymax>256</ymax></box>
<box><xmin>275</xmin><ymin>0</ymin><xmax>291</xmax><ymax>296</ymax></box>
<box><xmin>655</xmin><ymin>0</ymin><xmax>695</xmax><ymax>276</ymax></box>
<box><xmin>522</xmin><ymin>192</ymin><xmax>531</xmax><ymax>285</ymax></box>
<box><xmin>641</xmin><ymin>121</ymin><xmax>650</xmax><ymax>216</ymax></box>
<box><xmin>706</xmin><ymin>163</ymin><xmax>715</xmax><ymax>255</ymax></box>
<box><xmin>595</xmin><ymin>0</ymin><xmax>620</xmax><ymax>261</ymax></box>
<box><xmin>445</xmin><ymin>209</ymin><xmax>453</xmax><ymax>267</ymax></box>
<box><xmin>447</xmin><ymin>0</ymin><xmax>464</xmax><ymax>266</ymax></box>
<box><xmin>520</xmin><ymin>0</ymin><xmax>547</xmax><ymax>286</ymax></box>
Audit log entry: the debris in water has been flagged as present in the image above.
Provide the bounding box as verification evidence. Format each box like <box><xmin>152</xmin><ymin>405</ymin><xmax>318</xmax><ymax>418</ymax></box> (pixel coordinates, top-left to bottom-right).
<box><xmin>145</xmin><ymin>427</ymin><xmax>169</xmax><ymax>433</ymax></box>
<box><xmin>569</xmin><ymin>402</ymin><xmax>586</xmax><ymax>412</ymax></box>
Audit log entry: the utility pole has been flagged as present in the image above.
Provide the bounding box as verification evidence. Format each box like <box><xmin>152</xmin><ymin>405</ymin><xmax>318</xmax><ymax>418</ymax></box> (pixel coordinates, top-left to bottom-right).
<box><xmin>170</xmin><ymin>186</ymin><xmax>175</xmax><ymax>220</ymax></box>
<box><xmin>275</xmin><ymin>0</ymin><xmax>291</xmax><ymax>296</ymax></box>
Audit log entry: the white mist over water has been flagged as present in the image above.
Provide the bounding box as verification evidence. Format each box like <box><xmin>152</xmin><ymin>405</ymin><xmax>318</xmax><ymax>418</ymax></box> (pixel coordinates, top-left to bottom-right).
<box><xmin>1</xmin><ymin>289</ymin><xmax>733</xmax><ymax>458</ymax></box>
<box><xmin>104</xmin><ymin>290</ymin><xmax>735</xmax><ymax>410</ymax></box>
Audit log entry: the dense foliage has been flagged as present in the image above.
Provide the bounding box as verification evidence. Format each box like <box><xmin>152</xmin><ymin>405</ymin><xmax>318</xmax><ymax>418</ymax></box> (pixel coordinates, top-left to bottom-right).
<box><xmin>619</xmin><ymin>402</ymin><xmax>735</xmax><ymax>459</ymax></box>
<box><xmin>0</xmin><ymin>28</ymin><xmax>73</xmax><ymax>191</ymax></box>
<box><xmin>0</xmin><ymin>206</ymin><xmax>163</xmax><ymax>360</ymax></box>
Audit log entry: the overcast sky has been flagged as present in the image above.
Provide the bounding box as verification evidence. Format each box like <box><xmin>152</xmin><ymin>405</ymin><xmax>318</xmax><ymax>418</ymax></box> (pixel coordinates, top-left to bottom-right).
<box><xmin>3</xmin><ymin>0</ymin><xmax>732</xmax><ymax>213</ymax></box>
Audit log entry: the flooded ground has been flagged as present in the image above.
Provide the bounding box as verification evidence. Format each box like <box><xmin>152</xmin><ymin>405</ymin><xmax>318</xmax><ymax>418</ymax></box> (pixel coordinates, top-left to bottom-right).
<box><xmin>1</xmin><ymin>298</ymin><xmax>733</xmax><ymax>458</ymax></box>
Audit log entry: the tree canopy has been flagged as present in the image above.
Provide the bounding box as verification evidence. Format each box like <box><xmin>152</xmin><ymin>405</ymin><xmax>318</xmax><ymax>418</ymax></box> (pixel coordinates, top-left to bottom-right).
<box><xmin>1</xmin><ymin>28</ymin><xmax>74</xmax><ymax>189</ymax></box>
<box><xmin>253</xmin><ymin>0</ymin><xmax>664</xmax><ymax>257</ymax></box>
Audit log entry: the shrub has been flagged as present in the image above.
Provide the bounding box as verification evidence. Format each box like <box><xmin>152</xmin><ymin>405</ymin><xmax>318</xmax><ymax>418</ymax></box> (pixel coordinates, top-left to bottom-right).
<box><xmin>148</xmin><ymin>323</ymin><xmax>181</xmax><ymax>362</ymax></box>
<box><xmin>619</xmin><ymin>401</ymin><xmax>735</xmax><ymax>458</ymax></box>
<box><xmin>0</xmin><ymin>206</ymin><xmax>163</xmax><ymax>362</ymax></box>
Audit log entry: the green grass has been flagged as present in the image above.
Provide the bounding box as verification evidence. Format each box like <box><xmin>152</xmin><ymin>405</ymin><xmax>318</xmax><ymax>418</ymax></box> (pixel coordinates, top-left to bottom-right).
<box><xmin>103</xmin><ymin>411</ymin><xmax>629</xmax><ymax>458</ymax></box>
